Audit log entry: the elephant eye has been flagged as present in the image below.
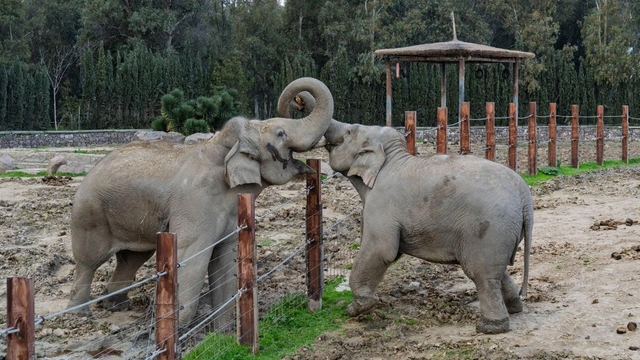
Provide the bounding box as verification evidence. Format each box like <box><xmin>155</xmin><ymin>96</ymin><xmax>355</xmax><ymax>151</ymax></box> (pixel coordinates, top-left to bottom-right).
<box><xmin>346</xmin><ymin>130</ymin><xmax>351</xmax><ymax>135</ymax></box>
<box><xmin>278</xmin><ymin>130</ymin><xmax>285</xmax><ymax>137</ymax></box>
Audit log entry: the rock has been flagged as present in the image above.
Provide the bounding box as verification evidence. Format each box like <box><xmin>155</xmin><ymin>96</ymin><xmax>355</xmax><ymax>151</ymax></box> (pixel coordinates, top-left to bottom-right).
<box><xmin>0</xmin><ymin>154</ymin><xmax>16</xmax><ymax>170</ymax></box>
<box><xmin>628</xmin><ymin>322</ymin><xmax>637</xmax><ymax>331</ymax></box>
<box><xmin>626</xmin><ymin>218</ymin><xmax>634</xmax><ymax>226</ymax></box>
<box><xmin>617</xmin><ymin>326</ymin><xmax>628</xmax><ymax>334</ymax></box>
<box><xmin>58</xmin><ymin>161</ymin><xmax>85</xmax><ymax>174</ymax></box>
<box><xmin>134</xmin><ymin>130</ymin><xmax>185</xmax><ymax>144</ymax></box>
<box><xmin>109</xmin><ymin>324</ymin><xmax>121</xmax><ymax>333</ymax></box>
<box><xmin>53</xmin><ymin>328</ymin><xmax>66</xmax><ymax>337</ymax></box>
<box><xmin>630</xmin><ymin>346</ymin><xmax>639</xmax><ymax>351</ymax></box>
<box><xmin>184</xmin><ymin>132</ymin><xmax>214</xmax><ymax>144</ymax></box>
<box><xmin>47</xmin><ymin>155</ymin><xmax>68</xmax><ymax>175</ymax></box>
<box><xmin>611</xmin><ymin>252</ymin><xmax>622</xmax><ymax>260</ymax></box>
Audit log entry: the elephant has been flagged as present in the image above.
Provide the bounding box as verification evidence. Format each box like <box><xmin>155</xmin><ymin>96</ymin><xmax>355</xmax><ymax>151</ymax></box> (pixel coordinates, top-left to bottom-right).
<box><xmin>278</xmin><ymin>92</ymin><xmax>533</xmax><ymax>334</ymax></box>
<box><xmin>68</xmin><ymin>77</ymin><xmax>334</xmax><ymax>328</ymax></box>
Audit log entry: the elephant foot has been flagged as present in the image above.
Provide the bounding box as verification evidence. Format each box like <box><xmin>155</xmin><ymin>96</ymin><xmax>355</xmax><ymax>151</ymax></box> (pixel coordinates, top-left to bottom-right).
<box><xmin>346</xmin><ymin>297</ymin><xmax>378</xmax><ymax>317</ymax></box>
<box><xmin>504</xmin><ymin>296</ymin><xmax>523</xmax><ymax>314</ymax></box>
<box><xmin>101</xmin><ymin>293</ymin><xmax>129</xmax><ymax>311</ymax></box>
<box><xmin>476</xmin><ymin>316</ymin><xmax>510</xmax><ymax>334</ymax></box>
<box><xmin>66</xmin><ymin>302</ymin><xmax>92</xmax><ymax>317</ymax></box>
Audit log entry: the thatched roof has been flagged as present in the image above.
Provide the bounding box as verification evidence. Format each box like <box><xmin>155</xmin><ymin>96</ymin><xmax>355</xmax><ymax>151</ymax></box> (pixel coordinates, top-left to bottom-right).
<box><xmin>375</xmin><ymin>40</ymin><xmax>535</xmax><ymax>63</ymax></box>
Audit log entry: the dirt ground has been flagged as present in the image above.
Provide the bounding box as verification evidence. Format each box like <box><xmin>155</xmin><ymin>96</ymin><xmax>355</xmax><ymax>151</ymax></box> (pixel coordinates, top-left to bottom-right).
<box><xmin>0</xmin><ymin>140</ymin><xmax>639</xmax><ymax>359</ymax></box>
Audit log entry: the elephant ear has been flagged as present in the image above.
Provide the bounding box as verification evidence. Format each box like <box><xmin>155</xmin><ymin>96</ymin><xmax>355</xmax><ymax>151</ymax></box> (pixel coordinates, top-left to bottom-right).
<box><xmin>224</xmin><ymin>140</ymin><xmax>262</xmax><ymax>188</ymax></box>
<box><xmin>347</xmin><ymin>143</ymin><xmax>385</xmax><ymax>188</ymax></box>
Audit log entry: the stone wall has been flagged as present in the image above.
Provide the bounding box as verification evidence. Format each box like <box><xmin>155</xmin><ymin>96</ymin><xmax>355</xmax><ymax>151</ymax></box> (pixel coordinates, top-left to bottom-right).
<box><xmin>0</xmin><ymin>130</ymin><xmax>142</xmax><ymax>148</ymax></box>
<box><xmin>2</xmin><ymin>126</ymin><xmax>640</xmax><ymax>149</ymax></box>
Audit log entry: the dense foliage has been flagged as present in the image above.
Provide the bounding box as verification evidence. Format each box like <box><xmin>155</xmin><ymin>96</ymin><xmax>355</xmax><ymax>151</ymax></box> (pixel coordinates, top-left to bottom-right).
<box><xmin>1</xmin><ymin>0</ymin><xmax>639</xmax><ymax>131</ymax></box>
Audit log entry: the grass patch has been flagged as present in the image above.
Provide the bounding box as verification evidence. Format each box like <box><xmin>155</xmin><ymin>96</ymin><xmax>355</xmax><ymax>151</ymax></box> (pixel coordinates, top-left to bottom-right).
<box><xmin>73</xmin><ymin>149</ymin><xmax>110</xmax><ymax>155</ymax></box>
<box><xmin>184</xmin><ymin>278</ymin><xmax>353</xmax><ymax>360</ymax></box>
<box><xmin>521</xmin><ymin>157</ymin><xmax>640</xmax><ymax>186</ymax></box>
<box><xmin>0</xmin><ymin>170</ymin><xmax>87</xmax><ymax>178</ymax></box>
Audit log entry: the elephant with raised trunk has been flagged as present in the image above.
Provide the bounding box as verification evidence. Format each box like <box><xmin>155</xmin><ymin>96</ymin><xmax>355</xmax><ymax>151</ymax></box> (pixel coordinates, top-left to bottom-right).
<box><xmin>279</xmin><ymin>92</ymin><xmax>532</xmax><ymax>334</ymax></box>
<box><xmin>69</xmin><ymin>77</ymin><xmax>334</xmax><ymax>328</ymax></box>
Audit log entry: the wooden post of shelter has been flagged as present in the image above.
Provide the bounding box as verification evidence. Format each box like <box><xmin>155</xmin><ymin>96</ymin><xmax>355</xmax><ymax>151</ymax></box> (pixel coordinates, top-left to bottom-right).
<box><xmin>6</xmin><ymin>277</ymin><xmax>35</xmax><ymax>360</ymax></box>
<box><xmin>508</xmin><ymin>103</ymin><xmax>517</xmax><ymax>171</ymax></box>
<box><xmin>305</xmin><ymin>159</ymin><xmax>323</xmax><ymax>311</ymax></box>
<box><xmin>571</xmin><ymin>105</ymin><xmax>579</xmax><ymax>168</ymax></box>
<box><xmin>237</xmin><ymin>193</ymin><xmax>258</xmax><ymax>353</ymax></box>
<box><xmin>528</xmin><ymin>102</ymin><xmax>537</xmax><ymax>176</ymax></box>
<box><xmin>404</xmin><ymin>111</ymin><xmax>417</xmax><ymax>155</ymax></box>
<box><xmin>155</xmin><ymin>232</ymin><xmax>178</xmax><ymax>360</ymax></box>
<box><xmin>437</xmin><ymin>107</ymin><xmax>447</xmax><ymax>154</ymax></box>
<box><xmin>485</xmin><ymin>102</ymin><xmax>495</xmax><ymax>161</ymax></box>
<box><xmin>548</xmin><ymin>103</ymin><xmax>557</xmax><ymax>167</ymax></box>
<box><xmin>460</xmin><ymin>102</ymin><xmax>470</xmax><ymax>155</ymax></box>
<box><xmin>596</xmin><ymin>105</ymin><xmax>604</xmax><ymax>166</ymax></box>
<box><xmin>622</xmin><ymin>105</ymin><xmax>629</xmax><ymax>163</ymax></box>
<box><xmin>385</xmin><ymin>59</ymin><xmax>392</xmax><ymax>127</ymax></box>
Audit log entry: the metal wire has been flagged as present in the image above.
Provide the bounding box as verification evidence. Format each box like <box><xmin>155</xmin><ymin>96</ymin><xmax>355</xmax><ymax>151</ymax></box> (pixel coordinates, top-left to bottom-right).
<box><xmin>178</xmin><ymin>290</ymin><xmax>242</xmax><ymax>343</ymax></box>
<box><xmin>0</xmin><ymin>327</ymin><xmax>20</xmax><ymax>336</ymax></box>
<box><xmin>322</xmin><ymin>202</ymin><xmax>362</xmax><ymax>235</ymax></box>
<box><xmin>178</xmin><ymin>226</ymin><xmax>245</xmax><ymax>267</ymax></box>
<box><xmin>144</xmin><ymin>348</ymin><xmax>167</xmax><ymax>360</ymax></box>
<box><xmin>256</xmin><ymin>186</ymin><xmax>311</xmax><ymax>222</ymax></box>
<box><xmin>257</xmin><ymin>239</ymin><xmax>311</xmax><ymax>283</ymax></box>
<box><xmin>34</xmin><ymin>271</ymin><xmax>167</xmax><ymax>326</ymax></box>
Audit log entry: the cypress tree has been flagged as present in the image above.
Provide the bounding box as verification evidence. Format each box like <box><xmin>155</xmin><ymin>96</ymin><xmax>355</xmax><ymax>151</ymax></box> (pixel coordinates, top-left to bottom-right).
<box><xmin>81</xmin><ymin>49</ymin><xmax>97</xmax><ymax>129</ymax></box>
<box><xmin>0</xmin><ymin>67</ymin><xmax>7</xmax><ymax>130</ymax></box>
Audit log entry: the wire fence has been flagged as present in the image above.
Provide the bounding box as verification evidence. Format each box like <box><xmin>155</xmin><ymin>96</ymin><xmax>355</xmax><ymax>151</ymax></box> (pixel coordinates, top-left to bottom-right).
<box><xmin>0</xmin><ymin>160</ymin><xmax>365</xmax><ymax>359</ymax></box>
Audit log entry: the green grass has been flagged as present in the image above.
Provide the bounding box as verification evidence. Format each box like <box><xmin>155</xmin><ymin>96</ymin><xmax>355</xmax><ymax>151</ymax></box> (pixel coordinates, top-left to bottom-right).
<box><xmin>184</xmin><ymin>278</ymin><xmax>353</xmax><ymax>360</ymax></box>
<box><xmin>520</xmin><ymin>157</ymin><xmax>640</xmax><ymax>186</ymax></box>
<box><xmin>73</xmin><ymin>149</ymin><xmax>110</xmax><ymax>155</ymax></box>
<box><xmin>0</xmin><ymin>170</ymin><xmax>87</xmax><ymax>178</ymax></box>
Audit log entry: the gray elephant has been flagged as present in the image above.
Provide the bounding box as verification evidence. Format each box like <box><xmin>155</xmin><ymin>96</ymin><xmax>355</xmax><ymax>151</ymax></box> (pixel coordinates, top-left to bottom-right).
<box><xmin>279</xmin><ymin>93</ymin><xmax>532</xmax><ymax>334</ymax></box>
<box><xmin>69</xmin><ymin>77</ymin><xmax>334</xmax><ymax>328</ymax></box>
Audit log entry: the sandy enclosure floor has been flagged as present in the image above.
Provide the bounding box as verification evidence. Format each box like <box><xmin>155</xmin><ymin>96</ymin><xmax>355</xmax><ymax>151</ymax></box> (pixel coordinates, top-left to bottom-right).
<box><xmin>0</xmin><ymin>141</ymin><xmax>639</xmax><ymax>359</ymax></box>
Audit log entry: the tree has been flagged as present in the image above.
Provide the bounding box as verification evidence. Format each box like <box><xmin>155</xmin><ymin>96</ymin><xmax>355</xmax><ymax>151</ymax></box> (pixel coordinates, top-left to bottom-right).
<box><xmin>40</xmin><ymin>46</ymin><xmax>79</xmax><ymax>130</ymax></box>
<box><xmin>581</xmin><ymin>0</ymin><xmax>636</xmax><ymax>87</ymax></box>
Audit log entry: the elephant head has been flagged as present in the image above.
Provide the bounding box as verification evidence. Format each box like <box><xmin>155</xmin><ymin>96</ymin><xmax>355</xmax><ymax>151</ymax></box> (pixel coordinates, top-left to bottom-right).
<box><xmin>277</xmin><ymin>88</ymin><xmax>405</xmax><ymax>188</ymax></box>
<box><xmin>223</xmin><ymin>77</ymin><xmax>334</xmax><ymax>187</ymax></box>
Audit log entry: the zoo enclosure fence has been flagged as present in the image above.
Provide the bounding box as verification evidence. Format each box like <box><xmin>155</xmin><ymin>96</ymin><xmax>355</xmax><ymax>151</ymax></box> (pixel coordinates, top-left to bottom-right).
<box><xmin>400</xmin><ymin>102</ymin><xmax>640</xmax><ymax>175</ymax></box>
<box><xmin>0</xmin><ymin>159</ymin><xmax>361</xmax><ymax>359</ymax></box>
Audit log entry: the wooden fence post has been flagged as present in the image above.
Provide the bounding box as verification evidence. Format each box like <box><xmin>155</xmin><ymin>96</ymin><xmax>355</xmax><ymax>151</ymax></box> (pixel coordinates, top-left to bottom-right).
<box><xmin>404</xmin><ymin>111</ymin><xmax>416</xmax><ymax>156</ymax></box>
<box><xmin>460</xmin><ymin>102</ymin><xmax>470</xmax><ymax>155</ymax></box>
<box><xmin>237</xmin><ymin>193</ymin><xmax>258</xmax><ymax>353</ymax></box>
<box><xmin>508</xmin><ymin>103</ymin><xmax>517</xmax><ymax>171</ymax></box>
<box><xmin>155</xmin><ymin>233</ymin><xmax>178</xmax><ymax>360</ymax></box>
<box><xmin>7</xmin><ymin>277</ymin><xmax>35</xmax><ymax>360</ymax></box>
<box><xmin>571</xmin><ymin>105</ymin><xmax>579</xmax><ymax>168</ymax></box>
<box><xmin>622</xmin><ymin>105</ymin><xmax>629</xmax><ymax>163</ymax></box>
<box><xmin>485</xmin><ymin>102</ymin><xmax>495</xmax><ymax>161</ymax></box>
<box><xmin>306</xmin><ymin>159</ymin><xmax>323</xmax><ymax>312</ymax></box>
<box><xmin>528</xmin><ymin>102</ymin><xmax>537</xmax><ymax>176</ymax></box>
<box><xmin>548</xmin><ymin>103</ymin><xmax>557</xmax><ymax>167</ymax></box>
<box><xmin>437</xmin><ymin>107</ymin><xmax>447</xmax><ymax>154</ymax></box>
<box><xmin>597</xmin><ymin>105</ymin><xmax>604</xmax><ymax>166</ymax></box>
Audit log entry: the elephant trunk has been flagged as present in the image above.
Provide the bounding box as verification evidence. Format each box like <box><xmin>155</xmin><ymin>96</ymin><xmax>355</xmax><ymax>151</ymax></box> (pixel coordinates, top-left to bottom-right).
<box><xmin>277</xmin><ymin>78</ymin><xmax>333</xmax><ymax>151</ymax></box>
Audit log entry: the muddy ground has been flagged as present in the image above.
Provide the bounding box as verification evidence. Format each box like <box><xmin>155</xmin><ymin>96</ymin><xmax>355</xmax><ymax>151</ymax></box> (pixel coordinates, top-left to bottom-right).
<box><xmin>0</xmin><ymin>140</ymin><xmax>639</xmax><ymax>359</ymax></box>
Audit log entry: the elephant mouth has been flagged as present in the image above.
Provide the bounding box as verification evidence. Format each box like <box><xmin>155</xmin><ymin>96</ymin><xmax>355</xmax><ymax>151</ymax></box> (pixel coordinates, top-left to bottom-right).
<box><xmin>266</xmin><ymin>144</ymin><xmax>314</xmax><ymax>174</ymax></box>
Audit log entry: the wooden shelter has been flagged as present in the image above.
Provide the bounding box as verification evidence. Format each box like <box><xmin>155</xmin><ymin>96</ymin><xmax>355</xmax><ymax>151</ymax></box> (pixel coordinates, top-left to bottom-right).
<box><xmin>375</xmin><ymin>39</ymin><xmax>535</xmax><ymax>126</ymax></box>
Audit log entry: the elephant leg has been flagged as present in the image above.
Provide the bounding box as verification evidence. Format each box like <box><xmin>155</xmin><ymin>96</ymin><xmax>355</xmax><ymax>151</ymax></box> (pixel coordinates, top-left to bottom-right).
<box><xmin>465</xmin><ymin>265</ymin><xmax>510</xmax><ymax>334</ymax></box>
<box><xmin>208</xmin><ymin>238</ymin><xmax>238</xmax><ymax>332</ymax></box>
<box><xmin>347</xmin><ymin>222</ymin><xmax>399</xmax><ymax>317</ymax></box>
<box><xmin>501</xmin><ymin>270</ymin><xmax>523</xmax><ymax>314</ymax></box>
<box><xmin>103</xmin><ymin>250</ymin><xmax>155</xmax><ymax>310</ymax></box>
<box><xmin>68</xmin><ymin>226</ymin><xmax>113</xmax><ymax>314</ymax></box>
<box><xmin>176</xmin><ymin>247</ymin><xmax>211</xmax><ymax>329</ymax></box>
<box><xmin>68</xmin><ymin>260</ymin><xmax>103</xmax><ymax>315</ymax></box>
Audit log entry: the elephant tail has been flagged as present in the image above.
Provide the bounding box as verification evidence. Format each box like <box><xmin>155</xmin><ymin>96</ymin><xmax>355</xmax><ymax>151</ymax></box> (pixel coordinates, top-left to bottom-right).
<box><xmin>519</xmin><ymin>201</ymin><xmax>533</xmax><ymax>297</ymax></box>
